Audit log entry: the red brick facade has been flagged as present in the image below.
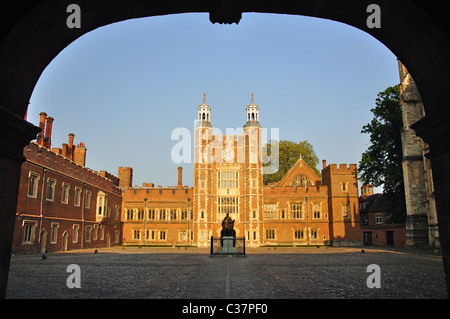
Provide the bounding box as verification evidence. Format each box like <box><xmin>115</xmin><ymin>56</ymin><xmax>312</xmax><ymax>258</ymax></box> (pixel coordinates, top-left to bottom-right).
<box><xmin>13</xmin><ymin>114</ymin><xmax>122</xmax><ymax>254</ymax></box>
<box><xmin>121</xmin><ymin>97</ymin><xmax>362</xmax><ymax>247</ymax></box>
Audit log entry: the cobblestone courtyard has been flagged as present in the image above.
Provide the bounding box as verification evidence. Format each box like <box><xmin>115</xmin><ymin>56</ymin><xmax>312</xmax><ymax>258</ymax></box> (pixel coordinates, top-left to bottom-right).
<box><xmin>6</xmin><ymin>246</ymin><xmax>448</xmax><ymax>299</ymax></box>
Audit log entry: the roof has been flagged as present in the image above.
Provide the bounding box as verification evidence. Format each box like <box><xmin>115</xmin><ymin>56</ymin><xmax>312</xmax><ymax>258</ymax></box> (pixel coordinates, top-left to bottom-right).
<box><xmin>360</xmin><ymin>193</ymin><xmax>386</xmax><ymax>213</ymax></box>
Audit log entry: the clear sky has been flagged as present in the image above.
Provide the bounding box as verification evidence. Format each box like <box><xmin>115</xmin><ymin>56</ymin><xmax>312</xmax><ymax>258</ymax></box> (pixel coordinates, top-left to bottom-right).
<box><xmin>27</xmin><ymin>13</ymin><xmax>399</xmax><ymax>192</ymax></box>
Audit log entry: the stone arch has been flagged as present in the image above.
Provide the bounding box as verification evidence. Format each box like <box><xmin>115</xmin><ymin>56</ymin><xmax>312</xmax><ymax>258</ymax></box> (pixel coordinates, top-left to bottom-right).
<box><xmin>1</xmin><ymin>0</ymin><xmax>450</xmax><ymax>297</ymax></box>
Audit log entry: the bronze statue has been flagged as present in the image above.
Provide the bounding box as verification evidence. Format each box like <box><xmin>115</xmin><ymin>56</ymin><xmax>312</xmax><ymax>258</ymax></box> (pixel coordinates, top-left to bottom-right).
<box><xmin>221</xmin><ymin>213</ymin><xmax>236</xmax><ymax>237</ymax></box>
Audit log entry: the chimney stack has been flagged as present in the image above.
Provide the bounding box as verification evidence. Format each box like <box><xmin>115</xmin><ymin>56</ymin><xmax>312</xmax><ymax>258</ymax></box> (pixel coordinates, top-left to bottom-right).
<box><xmin>74</xmin><ymin>142</ymin><xmax>87</xmax><ymax>167</ymax></box>
<box><xmin>68</xmin><ymin>133</ymin><xmax>75</xmax><ymax>160</ymax></box>
<box><xmin>43</xmin><ymin>116</ymin><xmax>54</xmax><ymax>149</ymax></box>
<box><xmin>322</xmin><ymin>159</ymin><xmax>327</xmax><ymax>169</ymax></box>
<box><xmin>37</xmin><ymin>112</ymin><xmax>47</xmax><ymax>146</ymax></box>
<box><xmin>178</xmin><ymin>166</ymin><xmax>183</xmax><ymax>188</ymax></box>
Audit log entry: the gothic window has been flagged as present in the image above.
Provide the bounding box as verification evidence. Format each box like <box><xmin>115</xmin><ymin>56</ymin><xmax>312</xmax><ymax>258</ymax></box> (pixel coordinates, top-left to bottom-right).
<box><xmin>264</xmin><ymin>203</ymin><xmax>277</xmax><ymax>219</ymax></box>
<box><xmin>341</xmin><ymin>204</ymin><xmax>350</xmax><ymax>218</ymax></box>
<box><xmin>218</xmin><ymin>197</ymin><xmax>239</xmax><ymax>215</ymax></box>
<box><xmin>218</xmin><ymin>171</ymin><xmax>238</xmax><ymax>189</ymax></box>
<box><xmin>290</xmin><ymin>202</ymin><xmax>304</xmax><ymax>219</ymax></box>
<box><xmin>294</xmin><ymin>229</ymin><xmax>304</xmax><ymax>240</ymax></box>
<box><xmin>266</xmin><ymin>229</ymin><xmax>276</xmax><ymax>240</ymax></box>
<box><xmin>21</xmin><ymin>221</ymin><xmax>37</xmax><ymax>243</ymax></box>
<box><xmin>313</xmin><ymin>203</ymin><xmax>321</xmax><ymax>219</ymax></box>
<box><xmin>61</xmin><ymin>183</ymin><xmax>70</xmax><ymax>204</ymax></box>
<box><xmin>46</xmin><ymin>178</ymin><xmax>56</xmax><ymax>201</ymax></box>
<box><xmin>291</xmin><ymin>175</ymin><xmax>312</xmax><ymax>187</ymax></box>
<box><xmin>27</xmin><ymin>171</ymin><xmax>40</xmax><ymax>198</ymax></box>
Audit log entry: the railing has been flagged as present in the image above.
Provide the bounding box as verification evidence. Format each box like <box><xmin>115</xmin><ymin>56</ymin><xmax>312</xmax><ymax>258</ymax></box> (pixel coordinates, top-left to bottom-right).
<box><xmin>210</xmin><ymin>236</ymin><xmax>246</xmax><ymax>255</ymax></box>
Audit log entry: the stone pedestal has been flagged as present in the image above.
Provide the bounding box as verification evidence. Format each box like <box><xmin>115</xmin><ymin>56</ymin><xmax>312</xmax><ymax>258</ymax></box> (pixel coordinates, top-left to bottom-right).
<box><xmin>219</xmin><ymin>236</ymin><xmax>236</xmax><ymax>254</ymax></box>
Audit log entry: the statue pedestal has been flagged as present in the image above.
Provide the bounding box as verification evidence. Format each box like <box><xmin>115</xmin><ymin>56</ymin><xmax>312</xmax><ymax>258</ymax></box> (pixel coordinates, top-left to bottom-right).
<box><xmin>219</xmin><ymin>236</ymin><xmax>237</xmax><ymax>254</ymax></box>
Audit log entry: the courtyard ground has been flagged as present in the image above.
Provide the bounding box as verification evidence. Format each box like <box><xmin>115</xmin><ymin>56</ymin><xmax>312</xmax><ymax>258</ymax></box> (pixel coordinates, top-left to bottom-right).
<box><xmin>6</xmin><ymin>245</ymin><xmax>447</xmax><ymax>300</ymax></box>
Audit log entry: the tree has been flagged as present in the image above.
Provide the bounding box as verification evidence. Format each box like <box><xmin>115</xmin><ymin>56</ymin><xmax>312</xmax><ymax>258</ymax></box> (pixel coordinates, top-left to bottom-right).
<box><xmin>263</xmin><ymin>140</ymin><xmax>320</xmax><ymax>185</ymax></box>
<box><xmin>358</xmin><ymin>85</ymin><xmax>406</xmax><ymax>223</ymax></box>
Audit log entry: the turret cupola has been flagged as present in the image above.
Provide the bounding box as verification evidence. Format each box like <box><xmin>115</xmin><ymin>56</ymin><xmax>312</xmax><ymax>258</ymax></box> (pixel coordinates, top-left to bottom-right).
<box><xmin>196</xmin><ymin>94</ymin><xmax>212</xmax><ymax>128</ymax></box>
<box><xmin>244</xmin><ymin>94</ymin><xmax>261</xmax><ymax>128</ymax></box>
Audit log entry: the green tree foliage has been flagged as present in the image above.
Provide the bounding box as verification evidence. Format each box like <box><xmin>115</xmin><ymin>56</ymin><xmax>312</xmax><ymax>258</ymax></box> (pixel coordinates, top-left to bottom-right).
<box><xmin>358</xmin><ymin>85</ymin><xmax>406</xmax><ymax>223</ymax></box>
<box><xmin>263</xmin><ymin>140</ymin><xmax>320</xmax><ymax>185</ymax></box>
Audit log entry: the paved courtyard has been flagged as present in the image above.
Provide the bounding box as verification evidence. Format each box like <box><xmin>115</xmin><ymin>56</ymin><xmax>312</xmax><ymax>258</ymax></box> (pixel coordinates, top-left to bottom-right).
<box><xmin>6</xmin><ymin>246</ymin><xmax>448</xmax><ymax>299</ymax></box>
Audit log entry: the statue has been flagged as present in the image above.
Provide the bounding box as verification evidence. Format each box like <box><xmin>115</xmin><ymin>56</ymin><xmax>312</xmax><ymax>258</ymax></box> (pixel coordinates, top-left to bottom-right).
<box><xmin>221</xmin><ymin>213</ymin><xmax>236</xmax><ymax>237</ymax></box>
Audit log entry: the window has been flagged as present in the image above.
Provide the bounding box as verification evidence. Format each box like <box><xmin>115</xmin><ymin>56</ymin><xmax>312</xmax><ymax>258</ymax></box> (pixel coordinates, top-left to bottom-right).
<box><xmin>85</xmin><ymin>225</ymin><xmax>92</xmax><ymax>242</ymax></box>
<box><xmin>133</xmin><ymin>229</ymin><xmax>140</xmax><ymax>240</ymax></box>
<box><xmin>149</xmin><ymin>209</ymin><xmax>156</xmax><ymax>220</ymax></box>
<box><xmin>266</xmin><ymin>229</ymin><xmax>276</xmax><ymax>240</ymax></box>
<box><xmin>159</xmin><ymin>230</ymin><xmax>166</xmax><ymax>240</ymax></box>
<box><xmin>61</xmin><ymin>183</ymin><xmax>70</xmax><ymax>204</ymax></box>
<box><xmin>137</xmin><ymin>209</ymin><xmax>144</xmax><ymax>220</ymax></box>
<box><xmin>126</xmin><ymin>209</ymin><xmax>134</xmax><ymax>220</ymax></box>
<box><xmin>294</xmin><ymin>229</ymin><xmax>304</xmax><ymax>240</ymax></box>
<box><xmin>74</xmin><ymin>187</ymin><xmax>81</xmax><ymax>207</ymax></box>
<box><xmin>170</xmin><ymin>209</ymin><xmax>177</xmax><ymax>220</ymax></box>
<box><xmin>115</xmin><ymin>230</ymin><xmax>120</xmax><ymax>243</ymax></box>
<box><xmin>73</xmin><ymin>224</ymin><xmax>79</xmax><ymax>243</ymax></box>
<box><xmin>217</xmin><ymin>171</ymin><xmax>238</xmax><ymax>189</ymax></box>
<box><xmin>200</xmin><ymin>211</ymin><xmax>204</xmax><ymax>219</ymax></box>
<box><xmin>313</xmin><ymin>203</ymin><xmax>321</xmax><ymax>219</ymax></box>
<box><xmin>341</xmin><ymin>182</ymin><xmax>348</xmax><ymax>192</ymax></box>
<box><xmin>85</xmin><ymin>190</ymin><xmax>92</xmax><ymax>209</ymax></box>
<box><xmin>218</xmin><ymin>197</ymin><xmax>239</xmax><ymax>215</ymax></box>
<box><xmin>159</xmin><ymin>209</ymin><xmax>166</xmax><ymax>220</ymax></box>
<box><xmin>310</xmin><ymin>229</ymin><xmax>318</xmax><ymax>239</ymax></box>
<box><xmin>376</xmin><ymin>214</ymin><xmax>383</xmax><ymax>224</ymax></box>
<box><xmin>50</xmin><ymin>223</ymin><xmax>59</xmax><ymax>244</ymax></box>
<box><xmin>100</xmin><ymin>225</ymin><xmax>105</xmax><ymax>240</ymax></box>
<box><xmin>342</xmin><ymin>204</ymin><xmax>350</xmax><ymax>218</ymax></box>
<box><xmin>27</xmin><ymin>172</ymin><xmax>40</xmax><ymax>198</ymax></box>
<box><xmin>181</xmin><ymin>209</ymin><xmax>187</xmax><ymax>220</ymax></box>
<box><xmin>180</xmin><ymin>230</ymin><xmax>187</xmax><ymax>241</ymax></box>
<box><xmin>115</xmin><ymin>206</ymin><xmax>119</xmax><ymax>220</ymax></box>
<box><xmin>96</xmin><ymin>192</ymin><xmax>108</xmax><ymax>217</ymax></box>
<box><xmin>21</xmin><ymin>221</ymin><xmax>37</xmax><ymax>243</ymax></box>
<box><xmin>46</xmin><ymin>178</ymin><xmax>56</xmax><ymax>201</ymax></box>
<box><xmin>264</xmin><ymin>203</ymin><xmax>277</xmax><ymax>220</ymax></box>
<box><xmin>290</xmin><ymin>202</ymin><xmax>303</xmax><ymax>219</ymax></box>
<box><xmin>93</xmin><ymin>224</ymin><xmax>98</xmax><ymax>240</ymax></box>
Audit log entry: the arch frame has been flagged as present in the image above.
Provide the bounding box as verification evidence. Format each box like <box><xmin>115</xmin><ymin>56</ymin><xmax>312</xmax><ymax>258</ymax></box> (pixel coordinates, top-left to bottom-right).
<box><xmin>1</xmin><ymin>0</ymin><xmax>449</xmax><ymax>297</ymax></box>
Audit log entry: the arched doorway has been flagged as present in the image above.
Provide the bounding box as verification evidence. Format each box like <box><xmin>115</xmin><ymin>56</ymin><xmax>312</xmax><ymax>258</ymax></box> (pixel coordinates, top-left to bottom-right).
<box><xmin>1</xmin><ymin>0</ymin><xmax>449</xmax><ymax>298</ymax></box>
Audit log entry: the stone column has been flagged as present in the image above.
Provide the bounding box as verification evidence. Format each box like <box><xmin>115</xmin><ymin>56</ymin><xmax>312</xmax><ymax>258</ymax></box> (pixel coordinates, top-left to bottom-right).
<box><xmin>398</xmin><ymin>61</ymin><xmax>432</xmax><ymax>248</ymax></box>
<box><xmin>0</xmin><ymin>106</ymin><xmax>40</xmax><ymax>298</ymax></box>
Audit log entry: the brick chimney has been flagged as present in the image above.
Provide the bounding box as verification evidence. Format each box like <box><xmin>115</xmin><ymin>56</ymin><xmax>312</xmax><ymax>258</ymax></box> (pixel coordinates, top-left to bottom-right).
<box><xmin>43</xmin><ymin>116</ymin><xmax>54</xmax><ymax>149</ymax></box>
<box><xmin>37</xmin><ymin>112</ymin><xmax>47</xmax><ymax>146</ymax></box>
<box><xmin>322</xmin><ymin>159</ymin><xmax>327</xmax><ymax>169</ymax></box>
<box><xmin>74</xmin><ymin>142</ymin><xmax>87</xmax><ymax>166</ymax></box>
<box><xmin>178</xmin><ymin>166</ymin><xmax>183</xmax><ymax>188</ymax></box>
<box><xmin>68</xmin><ymin>133</ymin><xmax>75</xmax><ymax>160</ymax></box>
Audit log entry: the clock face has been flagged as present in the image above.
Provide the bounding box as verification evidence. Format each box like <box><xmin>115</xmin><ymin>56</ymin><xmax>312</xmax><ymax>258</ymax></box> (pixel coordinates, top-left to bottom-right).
<box><xmin>222</xmin><ymin>148</ymin><xmax>234</xmax><ymax>161</ymax></box>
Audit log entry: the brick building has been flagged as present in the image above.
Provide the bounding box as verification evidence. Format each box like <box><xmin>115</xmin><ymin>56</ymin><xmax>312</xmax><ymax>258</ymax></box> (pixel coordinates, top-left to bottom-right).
<box><xmin>13</xmin><ymin>113</ymin><xmax>122</xmax><ymax>254</ymax></box>
<box><xmin>360</xmin><ymin>184</ymin><xmax>406</xmax><ymax>248</ymax></box>
<box><xmin>121</xmin><ymin>97</ymin><xmax>362</xmax><ymax>247</ymax></box>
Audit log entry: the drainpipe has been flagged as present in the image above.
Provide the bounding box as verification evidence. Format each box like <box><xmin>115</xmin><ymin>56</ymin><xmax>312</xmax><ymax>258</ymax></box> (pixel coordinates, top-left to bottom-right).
<box><xmin>306</xmin><ymin>196</ymin><xmax>309</xmax><ymax>246</ymax></box>
<box><xmin>81</xmin><ymin>183</ymin><xmax>85</xmax><ymax>249</ymax></box>
<box><xmin>37</xmin><ymin>168</ymin><xmax>46</xmax><ymax>253</ymax></box>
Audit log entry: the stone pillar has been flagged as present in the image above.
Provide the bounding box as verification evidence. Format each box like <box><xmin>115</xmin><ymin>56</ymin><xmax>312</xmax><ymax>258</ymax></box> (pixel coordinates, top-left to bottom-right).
<box><xmin>0</xmin><ymin>105</ymin><xmax>41</xmax><ymax>298</ymax></box>
<box><xmin>398</xmin><ymin>61</ymin><xmax>433</xmax><ymax>248</ymax></box>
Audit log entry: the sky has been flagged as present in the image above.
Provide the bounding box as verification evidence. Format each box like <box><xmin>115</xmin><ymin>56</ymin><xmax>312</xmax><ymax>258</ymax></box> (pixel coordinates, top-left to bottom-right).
<box><xmin>27</xmin><ymin>13</ymin><xmax>399</xmax><ymax>191</ymax></box>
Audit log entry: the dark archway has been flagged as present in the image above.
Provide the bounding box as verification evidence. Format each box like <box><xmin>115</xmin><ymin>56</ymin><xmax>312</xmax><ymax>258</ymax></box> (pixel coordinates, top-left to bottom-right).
<box><xmin>1</xmin><ymin>0</ymin><xmax>449</xmax><ymax>297</ymax></box>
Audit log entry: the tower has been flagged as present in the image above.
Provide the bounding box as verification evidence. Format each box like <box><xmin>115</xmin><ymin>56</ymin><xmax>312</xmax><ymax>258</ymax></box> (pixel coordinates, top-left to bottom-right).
<box><xmin>243</xmin><ymin>94</ymin><xmax>264</xmax><ymax>246</ymax></box>
<box><xmin>194</xmin><ymin>94</ymin><xmax>214</xmax><ymax>246</ymax></box>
